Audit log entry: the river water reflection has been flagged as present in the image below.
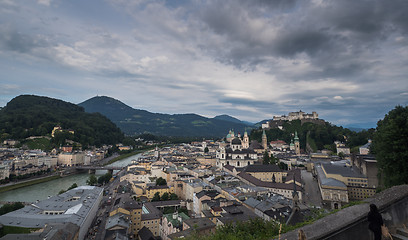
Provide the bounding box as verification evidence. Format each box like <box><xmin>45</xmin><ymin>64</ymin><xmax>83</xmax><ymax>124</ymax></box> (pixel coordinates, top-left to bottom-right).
<box><xmin>0</xmin><ymin>153</ymin><xmax>141</xmax><ymax>203</ymax></box>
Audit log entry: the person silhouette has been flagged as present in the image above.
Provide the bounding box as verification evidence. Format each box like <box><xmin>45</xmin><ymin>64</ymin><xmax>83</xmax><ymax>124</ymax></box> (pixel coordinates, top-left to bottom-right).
<box><xmin>367</xmin><ymin>204</ymin><xmax>383</xmax><ymax>240</ymax></box>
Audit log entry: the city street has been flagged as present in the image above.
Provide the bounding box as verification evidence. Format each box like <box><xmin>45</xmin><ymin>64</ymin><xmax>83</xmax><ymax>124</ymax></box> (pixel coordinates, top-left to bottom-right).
<box><xmin>87</xmin><ymin>170</ymin><xmax>122</xmax><ymax>240</ymax></box>
<box><xmin>301</xmin><ymin>170</ymin><xmax>322</xmax><ymax>207</ymax></box>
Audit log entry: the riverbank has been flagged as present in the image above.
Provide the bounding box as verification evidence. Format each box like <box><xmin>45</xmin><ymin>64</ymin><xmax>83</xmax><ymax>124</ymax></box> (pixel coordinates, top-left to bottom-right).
<box><xmin>0</xmin><ymin>175</ymin><xmax>61</xmax><ymax>194</ymax></box>
<box><xmin>0</xmin><ymin>151</ymin><xmax>136</xmax><ymax>194</ymax></box>
<box><xmin>0</xmin><ymin>173</ymin><xmax>89</xmax><ymax>203</ymax></box>
<box><xmin>104</xmin><ymin>147</ymin><xmax>154</xmax><ymax>166</ymax></box>
<box><xmin>0</xmin><ymin>152</ymin><xmax>143</xmax><ymax>202</ymax></box>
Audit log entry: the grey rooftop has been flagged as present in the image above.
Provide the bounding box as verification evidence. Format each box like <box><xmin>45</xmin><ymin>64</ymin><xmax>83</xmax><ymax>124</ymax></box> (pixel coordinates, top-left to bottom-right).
<box><xmin>0</xmin><ymin>186</ymin><xmax>103</xmax><ymax>229</ymax></box>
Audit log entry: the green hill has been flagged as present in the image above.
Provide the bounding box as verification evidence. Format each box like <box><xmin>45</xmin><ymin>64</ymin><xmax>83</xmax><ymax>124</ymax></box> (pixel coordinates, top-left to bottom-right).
<box><xmin>0</xmin><ymin>95</ymin><xmax>124</xmax><ymax>148</ymax></box>
<box><xmin>79</xmin><ymin>96</ymin><xmax>251</xmax><ymax>137</ymax></box>
<box><xmin>213</xmin><ymin>114</ymin><xmax>253</xmax><ymax>126</ymax></box>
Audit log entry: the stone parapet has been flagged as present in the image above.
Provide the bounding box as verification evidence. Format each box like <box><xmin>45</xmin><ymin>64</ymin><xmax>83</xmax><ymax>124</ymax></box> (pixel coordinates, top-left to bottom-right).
<box><xmin>278</xmin><ymin>185</ymin><xmax>408</xmax><ymax>240</ymax></box>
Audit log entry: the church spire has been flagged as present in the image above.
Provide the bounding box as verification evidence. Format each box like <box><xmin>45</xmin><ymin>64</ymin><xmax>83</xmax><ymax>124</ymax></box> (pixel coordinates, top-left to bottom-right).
<box><xmin>242</xmin><ymin>128</ymin><xmax>249</xmax><ymax>149</ymax></box>
<box><xmin>294</xmin><ymin>131</ymin><xmax>299</xmax><ymax>142</ymax></box>
<box><xmin>286</xmin><ymin>174</ymin><xmax>300</xmax><ymax>226</ymax></box>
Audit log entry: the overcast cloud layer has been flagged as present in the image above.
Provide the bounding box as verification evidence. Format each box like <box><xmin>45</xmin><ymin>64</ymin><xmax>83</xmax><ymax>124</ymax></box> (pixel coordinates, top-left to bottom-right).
<box><xmin>1</xmin><ymin>0</ymin><xmax>407</xmax><ymax>127</ymax></box>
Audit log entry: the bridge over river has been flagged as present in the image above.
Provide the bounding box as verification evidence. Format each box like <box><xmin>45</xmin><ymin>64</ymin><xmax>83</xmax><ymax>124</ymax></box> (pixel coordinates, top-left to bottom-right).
<box><xmin>74</xmin><ymin>165</ymin><xmax>123</xmax><ymax>174</ymax></box>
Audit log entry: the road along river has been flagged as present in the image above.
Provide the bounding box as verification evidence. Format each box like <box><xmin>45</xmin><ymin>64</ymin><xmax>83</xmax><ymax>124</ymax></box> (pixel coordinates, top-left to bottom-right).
<box><xmin>0</xmin><ymin>153</ymin><xmax>141</xmax><ymax>203</ymax></box>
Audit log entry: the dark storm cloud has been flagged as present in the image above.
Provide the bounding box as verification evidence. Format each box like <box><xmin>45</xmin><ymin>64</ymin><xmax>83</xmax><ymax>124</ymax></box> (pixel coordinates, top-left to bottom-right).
<box><xmin>273</xmin><ymin>30</ymin><xmax>331</xmax><ymax>57</ymax></box>
<box><xmin>317</xmin><ymin>0</ymin><xmax>408</xmax><ymax>36</ymax></box>
<box><xmin>199</xmin><ymin>0</ymin><xmax>408</xmax><ymax>78</ymax></box>
<box><xmin>0</xmin><ymin>26</ymin><xmax>48</xmax><ymax>53</ymax></box>
<box><xmin>199</xmin><ymin>2</ymin><xmax>332</xmax><ymax>68</ymax></box>
<box><xmin>1</xmin><ymin>0</ymin><xmax>407</xmax><ymax>126</ymax></box>
<box><xmin>238</xmin><ymin>0</ymin><xmax>298</xmax><ymax>10</ymax></box>
<box><xmin>324</xmin><ymin>3</ymin><xmax>387</xmax><ymax>35</ymax></box>
<box><xmin>200</xmin><ymin>3</ymin><xmax>242</xmax><ymax>38</ymax></box>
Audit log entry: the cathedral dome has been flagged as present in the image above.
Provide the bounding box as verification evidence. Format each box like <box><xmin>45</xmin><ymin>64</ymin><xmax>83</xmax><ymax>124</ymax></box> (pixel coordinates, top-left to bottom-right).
<box><xmin>231</xmin><ymin>137</ymin><xmax>242</xmax><ymax>145</ymax></box>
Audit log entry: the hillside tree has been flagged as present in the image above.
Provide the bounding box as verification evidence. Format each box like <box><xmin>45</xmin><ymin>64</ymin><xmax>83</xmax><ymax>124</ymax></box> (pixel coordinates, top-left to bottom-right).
<box><xmin>270</xmin><ymin>153</ymin><xmax>277</xmax><ymax>165</ymax></box>
<box><xmin>263</xmin><ymin>151</ymin><xmax>270</xmax><ymax>164</ymax></box>
<box><xmin>372</xmin><ymin>106</ymin><xmax>408</xmax><ymax>187</ymax></box>
<box><xmin>156</xmin><ymin>177</ymin><xmax>167</xmax><ymax>186</ymax></box>
<box><xmin>152</xmin><ymin>192</ymin><xmax>161</xmax><ymax>202</ymax></box>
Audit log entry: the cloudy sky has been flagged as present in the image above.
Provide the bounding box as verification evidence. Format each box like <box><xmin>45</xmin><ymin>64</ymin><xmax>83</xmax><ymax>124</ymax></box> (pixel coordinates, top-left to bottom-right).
<box><xmin>1</xmin><ymin>0</ymin><xmax>407</xmax><ymax>128</ymax></box>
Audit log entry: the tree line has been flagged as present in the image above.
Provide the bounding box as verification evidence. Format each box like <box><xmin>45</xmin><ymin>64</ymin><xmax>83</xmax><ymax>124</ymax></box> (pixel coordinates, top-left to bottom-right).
<box><xmin>86</xmin><ymin>172</ymin><xmax>113</xmax><ymax>186</ymax></box>
<box><xmin>372</xmin><ymin>105</ymin><xmax>408</xmax><ymax>188</ymax></box>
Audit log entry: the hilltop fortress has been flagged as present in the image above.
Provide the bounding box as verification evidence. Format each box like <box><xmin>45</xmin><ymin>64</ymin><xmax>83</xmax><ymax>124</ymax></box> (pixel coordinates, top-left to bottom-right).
<box><xmin>273</xmin><ymin>110</ymin><xmax>318</xmax><ymax>121</ymax></box>
<box><xmin>262</xmin><ymin>110</ymin><xmax>325</xmax><ymax>129</ymax></box>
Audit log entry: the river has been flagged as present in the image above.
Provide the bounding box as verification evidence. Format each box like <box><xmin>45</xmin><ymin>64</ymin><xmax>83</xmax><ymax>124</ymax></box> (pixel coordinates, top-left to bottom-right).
<box><xmin>0</xmin><ymin>153</ymin><xmax>142</xmax><ymax>203</ymax></box>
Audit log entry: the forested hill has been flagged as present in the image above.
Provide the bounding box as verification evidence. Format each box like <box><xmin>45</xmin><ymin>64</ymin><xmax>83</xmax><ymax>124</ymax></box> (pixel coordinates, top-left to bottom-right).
<box><xmin>0</xmin><ymin>95</ymin><xmax>124</xmax><ymax>147</ymax></box>
<box><xmin>213</xmin><ymin>115</ymin><xmax>253</xmax><ymax>126</ymax></box>
<box><xmin>250</xmin><ymin>120</ymin><xmax>374</xmax><ymax>153</ymax></box>
<box><xmin>79</xmin><ymin>96</ymin><xmax>250</xmax><ymax>137</ymax></box>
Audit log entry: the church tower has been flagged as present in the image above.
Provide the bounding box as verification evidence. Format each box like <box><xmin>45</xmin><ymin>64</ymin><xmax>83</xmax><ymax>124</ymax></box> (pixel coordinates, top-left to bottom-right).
<box><xmin>290</xmin><ymin>139</ymin><xmax>295</xmax><ymax>151</ymax></box>
<box><xmin>294</xmin><ymin>131</ymin><xmax>300</xmax><ymax>155</ymax></box>
<box><xmin>154</xmin><ymin>146</ymin><xmax>160</xmax><ymax>159</ymax></box>
<box><xmin>242</xmin><ymin>129</ymin><xmax>249</xmax><ymax>149</ymax></box>
<box><xmin>262</xmin><ymin>129</ymin><xmax>268</xmax><ymax>150</ymax></box>
<box><xmin>219</xmin><ymin>146</ymin><xmax>226</xmax><ymax>159</ymax></box>
<box><xmin>226</xmin><ymin>130</ymin><xmax>232</xmax><ymax>143</ymax></box>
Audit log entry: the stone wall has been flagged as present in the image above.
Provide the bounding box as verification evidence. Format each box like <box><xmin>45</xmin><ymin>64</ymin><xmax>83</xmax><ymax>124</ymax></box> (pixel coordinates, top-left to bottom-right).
<box><xmin>279</xmin><ymin>185</ymin><xmax>408</xmax><ymax>240</ymax></box>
